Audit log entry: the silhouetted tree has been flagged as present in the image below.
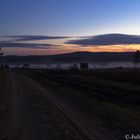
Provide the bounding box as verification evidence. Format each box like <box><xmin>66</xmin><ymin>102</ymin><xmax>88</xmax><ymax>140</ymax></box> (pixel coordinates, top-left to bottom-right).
<box><xmin>56</xmin><ymin>64</ymin><xmax>61</xmax><ymax>70</ymax></box>
<box><xmin>70</xmin><ymin>64</ymin><xmax>78</xmax><ymax>70</ymax></box>
<box><xmin>80</xmin><ymin>63</ymin><xmax>89</xmax><ymax>70</ymax></box>
<box><xmin>5</xmin><ymin>64</ymin><xmax>9</xmax><ymax>69</ymax></box>
<box><xmin>0</xmin><ymin>48</ymin><xmax>3</xmax><ymax>68</ymax></box>
<box><xmin>133</xmin><ymin>50</ymin><xmax>140</xmax><ymax>66</ymax></box>
<box><xmin>23</xmin><ymin>63</ymin><xmax>29</xmax><ymax>68</ymax></box>
<box><xmin>0</xmin><ymin>47</ymin><xmax>3</xmax><ymax>62</ymax></box>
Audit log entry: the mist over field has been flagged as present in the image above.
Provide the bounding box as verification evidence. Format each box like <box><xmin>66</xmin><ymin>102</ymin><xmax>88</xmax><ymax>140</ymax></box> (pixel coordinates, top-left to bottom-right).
<box><xmin>0</xmin><ymin>0</ymin><xmax>140</xmax><ymax>139</ymax></box>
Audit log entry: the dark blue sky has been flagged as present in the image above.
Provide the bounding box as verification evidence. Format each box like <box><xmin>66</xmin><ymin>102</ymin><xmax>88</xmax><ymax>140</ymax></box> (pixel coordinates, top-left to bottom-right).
<box><xmin>1</xmin><ymin>0</ymin><xmax>140</xmax><ymax>36</ymax></box>
<box><xmin>1</xmin><ymin>0</ymin><xmax>140</xmax><ymax>55</ymax></box>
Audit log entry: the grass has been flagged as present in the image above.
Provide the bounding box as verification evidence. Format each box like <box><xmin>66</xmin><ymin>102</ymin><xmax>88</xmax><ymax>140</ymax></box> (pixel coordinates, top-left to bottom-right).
<box><xmin>24</xmin><ymin>78</ymin><xmax>77</xmax><ymax>140</ymax></box>
<box><xmin>16</xmin><ymin>68</ymin><xmax>140</xmax><ymax>135</ymax></box>
<box><xmin>83</xmin><ymin>97</ymin><xmax>140</xmax><ymax>129</ymax></box>
<box><xmin>56</xmin><ymin>68</ymin><xmax>140</xmax><ymax>85</ymax></box>
<box><xmin>41</xmin><ymin>68</ymin><xmax>140</xmax><ymax>84</ymax></box>
<box><xmin>0</xmin><ymin>70</ymin><xmax>6</xmax><ymax>91</ymax></box>
<box><xmin>0</xmin><ymin>70</ymin><xmax>13</xmax><ymax>140</ymax></box>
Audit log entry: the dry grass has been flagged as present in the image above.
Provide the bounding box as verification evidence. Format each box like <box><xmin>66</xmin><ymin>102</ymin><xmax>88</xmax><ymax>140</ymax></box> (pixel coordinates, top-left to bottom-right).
<box><xmin>16</xmin><ymin>69</ymin><xmax>140</xmax><ymax>137</ymax></box>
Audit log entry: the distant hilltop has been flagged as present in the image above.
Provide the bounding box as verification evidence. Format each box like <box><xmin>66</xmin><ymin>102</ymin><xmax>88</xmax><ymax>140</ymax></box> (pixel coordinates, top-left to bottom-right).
<box><xmin>2</xmin><ymin>51</ymin><xmax>134</xmax><ymax>64</ymax></box>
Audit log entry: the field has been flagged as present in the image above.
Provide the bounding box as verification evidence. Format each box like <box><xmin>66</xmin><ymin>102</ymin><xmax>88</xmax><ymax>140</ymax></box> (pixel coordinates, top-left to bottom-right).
<box><xmin>0</xmin><ymin>68</ymin><xmax>140</xmax><ymax>140</ymax></box>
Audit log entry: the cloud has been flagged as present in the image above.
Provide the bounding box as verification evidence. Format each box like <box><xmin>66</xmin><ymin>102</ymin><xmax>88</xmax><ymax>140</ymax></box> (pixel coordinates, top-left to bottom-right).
<box><xmin>66</xmin><ymin>34</ymin><xmax>140</xmax><ymax>46</ymax></box>
<box><xmin>5</xmin><ymin>35</ymin><xmax>69</xmax><ymax>42</ymax></box>
<box><xmin>0</xmin><ymin>42</ymin><xmax>58</xmax><ymax>49</ymax></box>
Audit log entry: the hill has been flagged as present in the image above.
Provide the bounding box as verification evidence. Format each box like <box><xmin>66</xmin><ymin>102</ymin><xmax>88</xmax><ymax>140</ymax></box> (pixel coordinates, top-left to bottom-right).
<box><xmin>2</xmin><ymin>52</ymin><xmax>134</xmax><ymax>64</ymax></box>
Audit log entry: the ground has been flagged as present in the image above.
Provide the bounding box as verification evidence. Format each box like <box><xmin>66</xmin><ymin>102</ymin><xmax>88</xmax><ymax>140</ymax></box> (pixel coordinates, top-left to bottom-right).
<box><xmin>0</xmin><ymin>69</ymin><xmax>140</xmax><ymax>140</ymax></box>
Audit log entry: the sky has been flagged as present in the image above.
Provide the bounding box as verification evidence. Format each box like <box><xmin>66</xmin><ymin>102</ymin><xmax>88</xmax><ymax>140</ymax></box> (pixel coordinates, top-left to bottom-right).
<box><xmin>1</xmin><ymin>0</ymin><xmax>140</xmax><ymax>55</ymax></box>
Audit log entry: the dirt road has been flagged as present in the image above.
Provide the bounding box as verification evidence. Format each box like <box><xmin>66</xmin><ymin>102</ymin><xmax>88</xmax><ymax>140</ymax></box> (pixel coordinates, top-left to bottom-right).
<box><xmin>0</xmin><ymin>71</ymin><xmax>133</xmax><ymax>140</ymax></box>
<box><xmin>0</xmin><ymin>71</ymin><xmax>81</xmax><ymax>140</ymax></box>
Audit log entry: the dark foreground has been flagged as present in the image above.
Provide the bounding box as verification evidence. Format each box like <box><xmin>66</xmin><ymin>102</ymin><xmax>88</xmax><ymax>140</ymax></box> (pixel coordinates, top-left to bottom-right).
<box><xmin>0</xmin><ymin>69</ymin><xmax>140</xmax><ymax>140</ymax></box>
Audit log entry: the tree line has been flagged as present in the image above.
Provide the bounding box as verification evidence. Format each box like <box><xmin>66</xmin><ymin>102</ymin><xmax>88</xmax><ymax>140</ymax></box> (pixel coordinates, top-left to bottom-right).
<box><xmin>0</xmin><ymin>47</ymin><xmax>140</xmax><ymax>68</ymax></box>
<box><xmin>133</xmin><ymin>50</ymin><xmax>140</xmax><ymax>65</ymax></box>
<box><xmin>0</xmin><ymin>47</ymin><xmax>3</xmax><ymax>63</ymax></box>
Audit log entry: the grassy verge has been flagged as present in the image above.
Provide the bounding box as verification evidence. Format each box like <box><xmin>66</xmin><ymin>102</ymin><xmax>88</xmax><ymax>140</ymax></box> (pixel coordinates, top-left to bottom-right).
<box><xmin>17</xmin><ymin>69</ymin><xmax>140</xmax><ymax>135</ymax></box>
<box><xmin>23</xmin><ymin>76</ymin><xmax>79</xmax><ymax>140</ymax></box>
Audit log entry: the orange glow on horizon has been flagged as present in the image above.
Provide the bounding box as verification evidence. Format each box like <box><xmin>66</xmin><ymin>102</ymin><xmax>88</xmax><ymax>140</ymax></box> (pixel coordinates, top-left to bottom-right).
<box><xmin>3</xmin><ymin>44</ymin><xmax>140</xmax><ymax>56</ymax></box>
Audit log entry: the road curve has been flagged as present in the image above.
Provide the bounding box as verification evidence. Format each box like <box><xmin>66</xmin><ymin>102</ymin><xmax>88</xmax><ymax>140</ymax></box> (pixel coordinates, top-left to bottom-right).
<box><xmin>0</xmin><ymin>71</ymin><xmax>119</xmax><ymax>140</ymax></box>
<box><xmin>0</xmin><ymin>71</ymin><xmax>84</xmax><ymax>140</ymax></box>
